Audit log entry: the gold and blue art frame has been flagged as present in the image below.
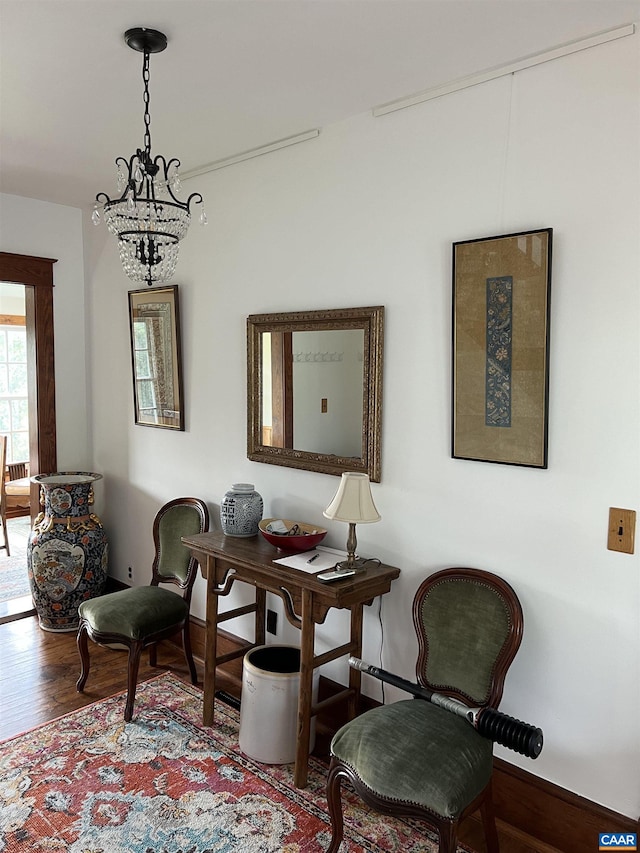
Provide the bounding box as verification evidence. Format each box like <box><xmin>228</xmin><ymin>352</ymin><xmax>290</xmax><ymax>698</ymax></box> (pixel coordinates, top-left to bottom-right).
<box><xmin>452</xmin><ymin>228</ymin><xmax>552</xmax><ymax>468</ymax></box>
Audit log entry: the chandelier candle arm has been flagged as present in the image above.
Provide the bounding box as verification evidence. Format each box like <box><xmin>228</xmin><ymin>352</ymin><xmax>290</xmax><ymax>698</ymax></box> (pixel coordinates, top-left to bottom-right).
<box><xmin>94</xmin><ymin>27</ymin><xmax>206</xmax><ymax>287</ymax></box>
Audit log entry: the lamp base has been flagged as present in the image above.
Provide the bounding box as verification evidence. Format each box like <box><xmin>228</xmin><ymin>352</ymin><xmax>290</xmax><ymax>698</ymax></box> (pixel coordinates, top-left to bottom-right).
<box><xmin>334</xmin><ymin>556</ymin><xmax>372</xmax><ymax>574</ymax></box>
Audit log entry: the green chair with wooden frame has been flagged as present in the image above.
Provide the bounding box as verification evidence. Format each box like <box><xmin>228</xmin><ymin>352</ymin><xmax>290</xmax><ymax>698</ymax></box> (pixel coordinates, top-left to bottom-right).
<box><xmin>76</xmin><ymin>497</ymin><xmax>209</xmax><ymax>721</ymax></box>
<box><xmin>326</xmin><ymin>567</ymin><xmax>524</xmax><ymax>853</ymax></box>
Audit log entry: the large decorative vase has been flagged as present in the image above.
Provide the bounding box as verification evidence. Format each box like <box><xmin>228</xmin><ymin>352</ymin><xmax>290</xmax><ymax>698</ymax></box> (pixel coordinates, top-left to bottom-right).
<box><xmin>220</xmin><ymin>483</ymin><xmax>263</xmax><ymax>537</ymax></box>
<box><xmin>27</xmin><ymin>472</ymin><xmax>109</xmax><ymax>632</ymax></box>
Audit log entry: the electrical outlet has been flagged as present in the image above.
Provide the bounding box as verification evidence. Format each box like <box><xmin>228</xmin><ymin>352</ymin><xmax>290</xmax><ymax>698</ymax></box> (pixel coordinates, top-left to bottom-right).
<box><xmin>266</xmin><ymin>609</ymin><xmax>278</xmax><ymax>635</ymax></box>
<box><xmin>607</xmin><ymin>508</ymin><xmax>636</xmax><ymax>554</ymax></box>
<box><xmin>128</xmin><ymin>566</ymin><xmax>133</xmax><ymax>580</ymax></box>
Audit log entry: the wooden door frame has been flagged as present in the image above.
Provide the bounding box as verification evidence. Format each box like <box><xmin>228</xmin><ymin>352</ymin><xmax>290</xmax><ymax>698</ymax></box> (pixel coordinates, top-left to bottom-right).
<box><xmin>269</xmin><ymin>331</ymin><xmax>293</xmax><ymax>448</ymax></box>
<box><xmin>0</xmin><ymin>252</ymin><xmax>57</xmax><ymax>514</ymax></box>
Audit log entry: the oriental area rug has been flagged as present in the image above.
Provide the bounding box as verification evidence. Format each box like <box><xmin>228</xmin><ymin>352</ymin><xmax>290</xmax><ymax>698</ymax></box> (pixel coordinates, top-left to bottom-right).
<box><xmin>0</xmin><ymin>673</ymin><xmax>466</xmax><ymax>853</ymax></box>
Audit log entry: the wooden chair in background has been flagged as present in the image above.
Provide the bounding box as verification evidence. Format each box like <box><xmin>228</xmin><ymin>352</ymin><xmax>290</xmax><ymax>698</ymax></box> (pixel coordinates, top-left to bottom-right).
<box><xmin>4</xmin><ymin>459</ymin><xmax>31</xmax><ymax>520</ymax></box>
<box><xmin>0</xmin><ymin>436</ymin><xmax>11</xmax><ymax>555</ymax></box>
<box><xmin>6</xmin><ymin>461</ymin><xmax>29</xmax><ymax>480</ymax></box>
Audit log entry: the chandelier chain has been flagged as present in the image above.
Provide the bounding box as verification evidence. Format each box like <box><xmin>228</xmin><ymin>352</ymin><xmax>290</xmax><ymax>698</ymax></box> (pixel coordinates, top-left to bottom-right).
<box><xmin>142</xmin><ymin>50</ymin><xmax>152</xmax><ymax>160</ymax></box>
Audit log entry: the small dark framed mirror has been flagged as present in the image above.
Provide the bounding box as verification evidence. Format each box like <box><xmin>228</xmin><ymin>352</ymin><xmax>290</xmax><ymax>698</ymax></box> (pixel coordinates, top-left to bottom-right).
<box><xmin>247</xmin><ymin>306</ymin><xmax>384</xmax><ymax>481</ymax></box>
<box><xmin>128</xmin><ymin>284</ymin><xmax>184</xmax><ymax>430</ymax></box>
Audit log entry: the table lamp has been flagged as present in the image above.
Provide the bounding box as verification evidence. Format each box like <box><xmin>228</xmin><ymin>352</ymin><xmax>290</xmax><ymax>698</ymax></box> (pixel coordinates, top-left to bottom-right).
<box><xmin>323</xmin><ymin>472</ymin><xmax>381</xmax><ymax>572</ymax></box>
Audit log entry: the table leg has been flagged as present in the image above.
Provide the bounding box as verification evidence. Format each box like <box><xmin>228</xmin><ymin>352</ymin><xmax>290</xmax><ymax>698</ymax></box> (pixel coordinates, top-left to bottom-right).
<box><xmin>255</xmin><ymin>587</ymin><xmax>266</xmax><ymax>646</ymax></box>
<box><xmin>348</xmin><ymin>603</ymin><xmax>364</xmax><ymax>720</ymax></box>
<box><xmin>295</xmin><ymin>588</ymin><xmax>315</xmax><ymax>788</ymax></box>
<box><xmin>203</xmin><ymin>555</ymin><xmax>219</xmax><ymax>727</ymax></box>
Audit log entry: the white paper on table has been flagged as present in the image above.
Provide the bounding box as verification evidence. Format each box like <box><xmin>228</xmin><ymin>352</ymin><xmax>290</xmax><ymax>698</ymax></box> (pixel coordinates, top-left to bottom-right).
<box><xmin>273</xmin><ymin>545</ymin><xmax>347</xmax><ymax>573</ymax></box>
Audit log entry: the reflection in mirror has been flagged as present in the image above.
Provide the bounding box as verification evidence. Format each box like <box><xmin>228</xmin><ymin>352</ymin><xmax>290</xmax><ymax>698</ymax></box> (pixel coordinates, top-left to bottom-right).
<box><xmin>128</xmin><ymin>285</ymin><xmax>184</xmax><ymax>430</ymax></box>
<box><xmin>262</xmin><ymin>329</ymin><xmax>364</xmax><ymax>456</ymax></box>
<box><xmin>248</xmin><ymin>306</ymin><xmax>384</xmax><ymax>481</ymax></box>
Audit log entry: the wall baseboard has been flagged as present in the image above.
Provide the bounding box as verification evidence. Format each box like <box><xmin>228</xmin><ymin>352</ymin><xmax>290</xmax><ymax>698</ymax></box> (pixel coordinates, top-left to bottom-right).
<box><xmin>491</xmin><ymin>757</ymin><xmax>639</xmax><ymax>851</ymax></box>
<box><xmin>105</xmin><ymin>577</ymin><xmax>129</xmax><ymax>593</ymax></box>
<box><xmin>171</xmin><ymin>617</ymin><xmax>639</xmax><ymax>852</ymax></box>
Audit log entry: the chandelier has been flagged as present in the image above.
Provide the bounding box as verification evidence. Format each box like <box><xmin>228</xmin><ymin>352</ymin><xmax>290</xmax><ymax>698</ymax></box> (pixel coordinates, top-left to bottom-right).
<box><xmin>93</xmin><ymin>28</ymin><xmax>206</xmax><ymax>287</ymax></box>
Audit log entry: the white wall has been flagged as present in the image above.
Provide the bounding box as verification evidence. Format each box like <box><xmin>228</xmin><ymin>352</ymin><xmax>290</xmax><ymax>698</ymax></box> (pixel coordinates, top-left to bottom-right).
<box><xmin>85</xmin><ymin>32</ymin><xmax>640</xmax><ymax>817</ymax></box>
<box><xmin>0</xmin><ymin>193</ymin><xmax>90</xmax><ymax>471</ymax></box>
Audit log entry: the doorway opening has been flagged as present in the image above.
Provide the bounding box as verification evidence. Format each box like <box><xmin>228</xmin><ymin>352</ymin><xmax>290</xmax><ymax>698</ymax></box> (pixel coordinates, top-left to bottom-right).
<box><xmin>0</xmin><ymin>252</ymin><xmax>58</xmax><ymax>624</ymax></box>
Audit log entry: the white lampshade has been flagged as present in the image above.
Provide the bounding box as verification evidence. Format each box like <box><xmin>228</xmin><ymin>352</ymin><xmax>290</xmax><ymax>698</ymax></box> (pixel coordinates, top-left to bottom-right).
<box><xmin>323</xmin><ymin>472</ymin><xmax>381</xmax><ymax>524</ymax></box>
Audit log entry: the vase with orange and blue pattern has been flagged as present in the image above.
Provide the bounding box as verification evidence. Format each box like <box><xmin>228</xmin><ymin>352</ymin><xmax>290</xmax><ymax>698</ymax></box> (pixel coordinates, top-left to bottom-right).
<box><xmin>27</xmin><ymin>472</ymin><xmax>108</xmax><ymax>632</ymax></box>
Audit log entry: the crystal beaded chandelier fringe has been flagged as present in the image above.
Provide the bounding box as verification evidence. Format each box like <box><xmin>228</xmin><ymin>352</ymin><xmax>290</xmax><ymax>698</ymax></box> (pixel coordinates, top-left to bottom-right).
<box><xmin>93</xmin><ymin>28</ymin><xmax>206</xmax><ymax>287</ymax></box>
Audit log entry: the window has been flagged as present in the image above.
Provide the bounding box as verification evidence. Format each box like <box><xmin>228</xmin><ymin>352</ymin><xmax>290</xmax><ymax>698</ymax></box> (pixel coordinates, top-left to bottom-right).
<box><xmin>132</xmin><ymin>319</ymin><xmax>159</xmax><ymax>420</ymax></box>
<box><xmin>0</xmin><ymin>325</ymin><xmax>29</xmax><ymax>462</ymax></box>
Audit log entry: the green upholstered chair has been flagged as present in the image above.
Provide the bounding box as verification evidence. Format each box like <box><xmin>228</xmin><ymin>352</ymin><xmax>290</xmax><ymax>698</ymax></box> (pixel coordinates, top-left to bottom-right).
<box><xmin>76</xmin><ymin>497</ymin><xmax>209</xmax><ymax>721</ymax></box>
<box><xmin>326</xmin><ymin>567</ymin><xmax>524</xmax><ymax>853</ymax></box>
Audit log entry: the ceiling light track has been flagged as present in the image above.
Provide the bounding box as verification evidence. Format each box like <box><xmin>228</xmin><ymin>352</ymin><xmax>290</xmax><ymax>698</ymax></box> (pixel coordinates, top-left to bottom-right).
<box><xmin>180</xmin><ymin>130</ymin><xmax>320</xmax><ymax>180</ymax></box>
<box><xmin>373</xmin><ymin>23</ymin><xmax>635</xmax><ymax>117</ymax></box>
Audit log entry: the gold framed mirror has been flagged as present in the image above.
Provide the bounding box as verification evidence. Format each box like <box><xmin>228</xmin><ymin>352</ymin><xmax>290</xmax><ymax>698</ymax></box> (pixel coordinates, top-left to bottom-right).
<box><xmin>128</xmin><ymin>285</ymin><xmax>184</xmax><ymax>430</ymax></box>
<box><xmin>247</xmin><ymin>306</ymin><xmax>384</xmax><ymax>481</ymax></box>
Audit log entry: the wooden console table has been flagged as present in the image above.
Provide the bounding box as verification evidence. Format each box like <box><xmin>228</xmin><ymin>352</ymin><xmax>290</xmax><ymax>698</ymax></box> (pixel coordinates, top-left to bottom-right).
<box><xmin>182</xmin><ymin>530</ymin><xmax>400</xmax><ymax>788</ymax></box>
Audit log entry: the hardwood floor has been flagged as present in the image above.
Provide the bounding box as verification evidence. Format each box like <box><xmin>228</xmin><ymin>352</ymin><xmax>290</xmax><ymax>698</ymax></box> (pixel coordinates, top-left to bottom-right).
<box><xmin>0</xmin><ymin>613</ymin><xmax>206</xmax><ymax>739</ymax></box>
<box><xmin>0</xmin><ymin>614</ymin><xmax>546</xmax><ymax>853</ymax></box>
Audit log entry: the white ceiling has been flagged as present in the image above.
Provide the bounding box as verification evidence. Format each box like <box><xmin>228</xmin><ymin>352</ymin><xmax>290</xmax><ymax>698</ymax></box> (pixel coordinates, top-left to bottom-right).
<box><xmin>1</xmin><ymin>0</ymin><xmax>638</xmax><ymax>210</ymax></box>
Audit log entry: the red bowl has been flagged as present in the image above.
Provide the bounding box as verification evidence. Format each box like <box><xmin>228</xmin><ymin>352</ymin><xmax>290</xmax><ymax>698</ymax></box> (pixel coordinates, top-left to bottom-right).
<box><xmin>259</xmin><ymin>518</ymin><xmax>327</xmax><ymax>553</ymax></box>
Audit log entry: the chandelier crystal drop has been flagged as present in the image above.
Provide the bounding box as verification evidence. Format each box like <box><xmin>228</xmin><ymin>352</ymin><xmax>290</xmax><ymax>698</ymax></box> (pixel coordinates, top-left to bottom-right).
<box><xmin>94</xmin><ymin>28</ymin><xmax>206</xmax><ymax>287</ymax></box>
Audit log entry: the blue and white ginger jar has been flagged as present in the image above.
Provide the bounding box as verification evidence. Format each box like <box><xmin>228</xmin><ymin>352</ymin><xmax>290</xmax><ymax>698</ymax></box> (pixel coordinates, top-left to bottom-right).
<box><xmin>220</xmin><ymin>483</ymin><xmax>263</xmax><ymax>537</ymax></box>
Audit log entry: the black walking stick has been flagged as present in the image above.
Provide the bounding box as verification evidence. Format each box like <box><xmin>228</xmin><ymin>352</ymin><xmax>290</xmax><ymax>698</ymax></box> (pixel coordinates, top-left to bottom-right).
<box><xmin>349</xmin><ymin>657</ymin><xmax>543</xmax><ymax>759</ymax></box>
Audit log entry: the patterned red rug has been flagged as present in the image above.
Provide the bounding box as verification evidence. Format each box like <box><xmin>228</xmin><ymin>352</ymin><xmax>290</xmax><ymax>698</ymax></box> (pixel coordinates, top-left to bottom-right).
<box><xmin>0</xmin><ymin>673</ymin><xmax>465</xmax><ymax>852</ymax></box>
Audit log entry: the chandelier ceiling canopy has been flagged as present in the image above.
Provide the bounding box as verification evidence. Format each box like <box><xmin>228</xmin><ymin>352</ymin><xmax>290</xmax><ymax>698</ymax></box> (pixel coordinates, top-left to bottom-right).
<box><xmin>93</xmin><ymin>27</ymin><xmax>206</xmax><ymax>287</ymax></box>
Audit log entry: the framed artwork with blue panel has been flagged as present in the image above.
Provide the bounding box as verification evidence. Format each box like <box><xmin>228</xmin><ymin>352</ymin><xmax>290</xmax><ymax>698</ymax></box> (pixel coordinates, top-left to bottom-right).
<box><xmin>452</xmin><ymin>228</ymin><xmax>552</xmax><ymax>467</ymax></box>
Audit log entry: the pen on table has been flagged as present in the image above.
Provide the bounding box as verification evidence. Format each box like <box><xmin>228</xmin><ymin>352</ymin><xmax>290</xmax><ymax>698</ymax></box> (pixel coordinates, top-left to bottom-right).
<box><xmin>307</xmin><ymin>554</ymin><xmax>319</xmax><ymax>564</ymax></box>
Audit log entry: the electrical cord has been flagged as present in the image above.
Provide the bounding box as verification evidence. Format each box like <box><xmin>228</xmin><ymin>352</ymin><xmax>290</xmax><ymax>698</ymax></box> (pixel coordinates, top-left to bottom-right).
<box><xmin>377</xmin><ymin>595</ymin><xmax>385</xmax><ymax>704</ymax></box>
